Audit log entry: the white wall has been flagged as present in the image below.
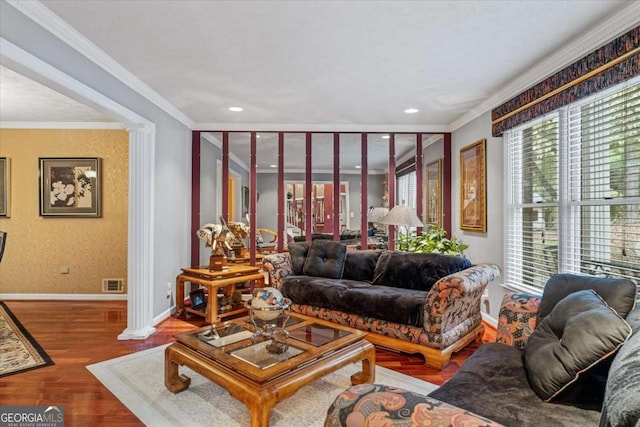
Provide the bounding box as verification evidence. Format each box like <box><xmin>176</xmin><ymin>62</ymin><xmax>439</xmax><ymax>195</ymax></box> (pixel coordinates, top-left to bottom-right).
<box><xmin>452</xmin><ymin>111</ymin><xmax>506</xmax><ymax>323</ymax></box>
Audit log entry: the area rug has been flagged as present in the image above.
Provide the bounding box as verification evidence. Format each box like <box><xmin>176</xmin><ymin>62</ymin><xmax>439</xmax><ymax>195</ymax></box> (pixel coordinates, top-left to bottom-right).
<box><xmin>88</xmin><ymin>344</ymin><xmax>438</xmax><ymax>427</ymax></box>
<box><xmin>0</xmin><ymin>301</ymin><xmax>54</xmax><ymax>377</ymax></box>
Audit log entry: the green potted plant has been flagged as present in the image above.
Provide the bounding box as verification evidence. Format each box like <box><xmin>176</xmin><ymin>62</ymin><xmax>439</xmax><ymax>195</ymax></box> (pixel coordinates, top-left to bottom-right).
<box><xmin>397</xmin><ymin>225</ymin><xmax>468</xmax><ymax>257</ymax></box>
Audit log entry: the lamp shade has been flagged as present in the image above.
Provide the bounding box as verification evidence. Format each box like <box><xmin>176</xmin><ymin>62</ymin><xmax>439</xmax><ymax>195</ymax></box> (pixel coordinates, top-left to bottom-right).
<box><xmin>379</xmin><ymin>205</ymin><xmax>424</xmax><ymax>227</ymax></box>
<box><xmin>367</xmin><ymin>206</ymin><xmax>389</xmax><ymax>223</ymax></box>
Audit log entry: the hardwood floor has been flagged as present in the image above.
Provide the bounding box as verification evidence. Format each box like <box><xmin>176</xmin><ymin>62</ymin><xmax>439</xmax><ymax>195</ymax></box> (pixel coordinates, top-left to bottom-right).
<box><xmin>0</xmin><ymin>300</ymin><xmax>495</xmax><ymax>426</ymax></box>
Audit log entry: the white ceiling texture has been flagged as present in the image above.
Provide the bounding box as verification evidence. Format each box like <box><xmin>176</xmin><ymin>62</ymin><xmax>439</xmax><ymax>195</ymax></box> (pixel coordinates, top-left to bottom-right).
<box><xmin>1</xmin><ymin>1</ymin><xmax>638</xmax><ymax>169</ymax></box>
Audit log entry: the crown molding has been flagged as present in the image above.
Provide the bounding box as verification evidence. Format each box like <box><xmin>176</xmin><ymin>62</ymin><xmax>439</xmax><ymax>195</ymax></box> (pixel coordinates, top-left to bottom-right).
<box><xmin>6</xmin><ymin>0</ymin><xmax>195</xmax><ymax>130</ymax></box>
<box><xmin>450</xmin><ymin>1</ymin><xmax>640</xmax><ymax>132</ymax></box>
<box><xmin>0</xmin><ymin>121</ymin><xmax>125</xmax><ymax>129</ymax></box>
<box><xmin>1</xmin><ymin>38</ymin><xmax>153</xmax><ymax>132</ymax></box>
<box><xmin>194</xmin><ymin>123</ymin><xmax>451</xmax><ymax>133</ymax></box>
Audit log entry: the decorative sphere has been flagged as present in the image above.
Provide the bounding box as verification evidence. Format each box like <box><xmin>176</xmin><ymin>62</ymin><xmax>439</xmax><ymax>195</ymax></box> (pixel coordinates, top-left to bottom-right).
<box><xmin>251</xmin><ymin>287</ymin><xmax>286</xmax><ymax>321</ymax></box>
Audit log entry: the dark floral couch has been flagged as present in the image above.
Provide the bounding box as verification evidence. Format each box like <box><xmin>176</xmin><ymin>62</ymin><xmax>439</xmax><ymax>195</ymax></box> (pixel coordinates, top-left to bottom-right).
<box><xmin>262</xmin><ymin>240</ymin><xmax>500</xmax><ymax>369</ymax></box>
<box><xmin>325</xmin><ymin>274</ymin><xmax>640</xmax><ymax>427</ymax></box>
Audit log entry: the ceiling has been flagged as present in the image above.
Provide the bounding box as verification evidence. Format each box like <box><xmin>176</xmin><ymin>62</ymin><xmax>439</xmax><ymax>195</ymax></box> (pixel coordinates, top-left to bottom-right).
<box><xmin>1</xmin><ymin>0</ymin><xmax>634</xmax><ymax>132</ymax></box>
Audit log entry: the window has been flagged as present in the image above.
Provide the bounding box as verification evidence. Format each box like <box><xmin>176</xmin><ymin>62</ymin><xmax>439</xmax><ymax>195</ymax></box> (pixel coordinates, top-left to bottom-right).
<box><xmin>505</xmin><ymin>78</ymin><xmax>640</xmax><ymax>290</ymax></box>
<box><xmin>396</xmin><ymin>170</ymin><xmax>417</xmax><ymax>210</ymax></box>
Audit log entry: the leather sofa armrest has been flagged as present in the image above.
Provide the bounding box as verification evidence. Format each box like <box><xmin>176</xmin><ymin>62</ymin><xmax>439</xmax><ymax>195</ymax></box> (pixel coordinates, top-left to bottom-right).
<box><xmin>261</xmin><ymin>253</ymin><xmax>293</xmax><ymax>290</ymax></box>
<box><xmin>424</xmin><ymin>263</ymin><xmax>501</xmax><ymax>337</ymax></box>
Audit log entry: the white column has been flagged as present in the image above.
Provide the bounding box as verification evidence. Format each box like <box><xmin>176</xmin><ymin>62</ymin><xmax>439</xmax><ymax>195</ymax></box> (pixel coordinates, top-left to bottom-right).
<box><xmin>119</xmin><ymin>126</ymin><xmax>156</xmax><ymax>340</ymax></box>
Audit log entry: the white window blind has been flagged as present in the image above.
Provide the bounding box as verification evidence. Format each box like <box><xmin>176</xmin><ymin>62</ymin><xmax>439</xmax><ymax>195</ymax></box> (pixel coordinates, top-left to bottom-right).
<box><xmin>397</xmin><ymin>171</ymin><xmax>417</xmax><ymax>210</ymax></box>
<box><xmin>566</xmin><ymin>81</ymin><xmax>640</xmax><ymax>284</ymax></box>
<box><xmin>506</xmin><ymin>78</ymin><xmax>640</xmax><ymax>290</ymax></box>
<box><xmin>506</xmin><ymin>115</ymin><xmax>560</xmax><ymax>289</ymax></box>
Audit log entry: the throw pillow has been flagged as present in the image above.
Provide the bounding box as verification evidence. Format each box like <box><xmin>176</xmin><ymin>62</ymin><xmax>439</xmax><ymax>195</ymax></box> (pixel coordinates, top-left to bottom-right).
<box><xmin>523</xmin><ymin>289</ymin><xmax>632</xmax><ymax>402</ymax></box>
<box><xmin>495</xmin><ymin>291</ymin><xmax>541</xmax><ymax>349</ymax></box>
<box><xmin>371</xmin><ymin>251</ymin><xmax>471</xmax><ymax>291</ymax></box>
<box><xmin>539</xmin><ymin>274</ymin><xmax>637</xmax><ymax>323</ymax></box>
<box><xmin>342</xmin><ymin>250</ymin><xmax>383</xmax><ymax>282</ymax></box>
<box><xmin>302</xmin><ymin>240</ymin><xmax>347</xmax><ymax>279</ymax></box>
<box><xmin>288</xmin><ymin>241</ymin><xmax>310</xmax><ymax>275</ymax></box>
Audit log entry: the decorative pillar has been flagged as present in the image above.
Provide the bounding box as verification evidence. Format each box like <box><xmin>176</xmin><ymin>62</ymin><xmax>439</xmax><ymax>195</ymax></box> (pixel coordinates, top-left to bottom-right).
<box><xmin>119</xmin><ymin>126</ymin><xmax>156</xmax><ymax>340</ymax></box>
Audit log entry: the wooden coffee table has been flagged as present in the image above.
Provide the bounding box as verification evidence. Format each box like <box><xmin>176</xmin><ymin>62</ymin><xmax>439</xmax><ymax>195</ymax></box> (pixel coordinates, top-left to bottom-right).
<box><xmin>165</xmin><ymin>314</ymin><xmax>375</xmax><ymax>427</ymax></box>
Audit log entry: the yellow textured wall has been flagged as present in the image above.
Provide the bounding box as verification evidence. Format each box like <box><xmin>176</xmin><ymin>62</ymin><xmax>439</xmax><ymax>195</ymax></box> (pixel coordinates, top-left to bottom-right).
<box><xmin>0</xmin><ymin>129</ymin><xmax>128</xmax><ymax>294</ymax></box>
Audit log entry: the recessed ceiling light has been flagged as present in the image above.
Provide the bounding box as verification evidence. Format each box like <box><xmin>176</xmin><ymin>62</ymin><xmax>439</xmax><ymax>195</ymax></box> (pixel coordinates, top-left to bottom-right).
<box><xmin>355</xmin><ymin>165</ymin><xmax>361</xmax><ymax>169</ymax></box>
<box><xmin>381</xmin><ymin>135</ymin><xmax>390</xmax><ymax>140</ymax></box>
<box><xmin>404</xmin><ymin>108</ymin><xmax>419</xmax><ymax>114</ymax></box>
<box><xmin>270</xmin><ymin>164</ymin><xmax>277</xmax><ymax>168</ymax></box>
<box><xmin>229</xmin><ymin>106</ymin><xmax>243</xmax><ymax>112</ymax></box>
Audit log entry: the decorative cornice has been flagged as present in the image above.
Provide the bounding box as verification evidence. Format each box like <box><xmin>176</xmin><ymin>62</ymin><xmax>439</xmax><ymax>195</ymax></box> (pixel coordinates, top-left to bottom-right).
<box><xmin>450</xmin><ymin>0</ymin><xmax>640</xmax><ymax>132</ymax></box>
<box><xmin>6</xmin><ymin>0</ymin><xmax>195</xmax><ymax>130</ymax></box>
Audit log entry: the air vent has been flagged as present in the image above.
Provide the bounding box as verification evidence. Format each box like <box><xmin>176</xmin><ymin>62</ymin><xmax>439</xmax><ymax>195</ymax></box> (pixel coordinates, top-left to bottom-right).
<box><xmin>102</xmin><ymin>278</ymin><xmax>124</xmax><ymax>293</ymax></box>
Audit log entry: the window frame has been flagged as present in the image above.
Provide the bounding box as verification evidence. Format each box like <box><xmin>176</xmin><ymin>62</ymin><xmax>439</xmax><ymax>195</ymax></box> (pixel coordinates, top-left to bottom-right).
<box><xmin>504</xmin><ymin>76</ymin><xmax>640</xmax><ymax>292</ymax></box>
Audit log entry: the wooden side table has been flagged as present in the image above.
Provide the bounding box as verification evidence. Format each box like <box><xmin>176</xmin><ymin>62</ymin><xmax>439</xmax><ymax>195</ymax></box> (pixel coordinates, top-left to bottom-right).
<box><xmin>174</xmin><ymin>265</ymin><xmax>264</xmax><ymax>324</ymax></box>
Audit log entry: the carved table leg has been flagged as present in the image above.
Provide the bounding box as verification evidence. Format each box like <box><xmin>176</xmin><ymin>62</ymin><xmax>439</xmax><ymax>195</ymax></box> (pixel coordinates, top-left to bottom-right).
<box><xmin>164</xmin><ymin>345</ymin><xmax>191</xmax><ymax>393</ymax></box>
<box><xmin>350</xmin><ymin>342</ymin><xmax>376</xmax><ymax>385</ymax></box>
<box><xmin>247</xmin><ymin>394</ymin><xmax>276</xmax><ymax>427</ymax></box>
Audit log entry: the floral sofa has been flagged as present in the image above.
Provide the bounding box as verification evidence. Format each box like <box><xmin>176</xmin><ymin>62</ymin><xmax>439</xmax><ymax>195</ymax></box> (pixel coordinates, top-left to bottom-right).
<box><xmin>325</xmin><ymin>274</ymin><xmax>640</xmax><ymax>427</ymax></box>
<box><xmin>262</xmin><ymin>240</ymin><xmax>500</xmax><ymax>370</ymax></box>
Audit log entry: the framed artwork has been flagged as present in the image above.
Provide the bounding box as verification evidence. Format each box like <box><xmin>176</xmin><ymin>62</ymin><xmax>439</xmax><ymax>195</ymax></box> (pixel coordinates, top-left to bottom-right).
<box><xmin>189</xmin><ymin>288</ymin><xmax>207</xmax><ymax>311</ymax></box>
<box><xmin>460</xmin><ymin>139</ymin><xmax>487</xmax><ymax>232</ymax></box>
<box><xmin>0</xmin><ymin>157</ymin><xmax>9</xmax><ymax>217</ymax></box>
<box><xmin>425</xmin><ymin>159</ymin><xmax>442</xmax><ymax>227</ymax></box>
<box><xmin>39</xmin><ymin>157</ymin><xmax>101</xmax><ymax>217</ymax></box>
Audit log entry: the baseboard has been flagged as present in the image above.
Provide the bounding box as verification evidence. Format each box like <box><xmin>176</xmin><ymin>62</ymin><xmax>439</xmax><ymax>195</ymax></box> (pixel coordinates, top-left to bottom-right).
<box><xmin>153</xmin><ymin>307</ymin><xmax>174</xmax><ymax>326</ymax></box>
<box><xmin>481</xmin><ymin>312</ymin><xmax>498</xmax><ymax>328</ymax></box>
<box><xmin>0</xmin><ymin>293</ymin><xmax>128</xmax><ymax>300</ymax></box>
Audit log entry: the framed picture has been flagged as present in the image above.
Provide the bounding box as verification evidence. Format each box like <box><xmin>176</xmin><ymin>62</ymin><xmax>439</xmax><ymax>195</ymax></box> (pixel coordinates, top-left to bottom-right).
<box><xmin>39</xmin><ymin>157</ymin><xmax>101</xmax><ymax>217</ymax></box>
<box><xmin>189</xmin><ymin>288</ymin><xmax>207</xmax><ymax>311</ymax></box>
<box><xmin>0</xmin><ymin>157</ymin><xmax>9</xmax><ymax>217</ymax></box>
<box><xmin>425</xmin><ymin>159</ymin><xmax>442</xmax><ymax>227</ymax></box>
<box><xmin>460</xmin><ymin>139</ymin><xmax>487</xmax><ymax>232</ymax></box>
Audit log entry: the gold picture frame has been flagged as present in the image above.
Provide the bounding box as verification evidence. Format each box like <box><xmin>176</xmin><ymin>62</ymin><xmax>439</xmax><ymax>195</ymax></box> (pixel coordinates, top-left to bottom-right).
<box><xmin>39</xmin><ymin>157</ymin><xmax>101</xmax><ymax>217</ymax></box>
<box><xmin>460</xmin><ymin>139</ymin><xmax>486</xmax><ymax>232</ymax></box>
<box><xmin>425</xmin><ymin>159</ymin><xmax>442</xmax><ymax>226</ymax></box>
<box><xmin>0</xmin><ymin>157</ymin><xmax>9</xmax><ymax>217</ymax></box>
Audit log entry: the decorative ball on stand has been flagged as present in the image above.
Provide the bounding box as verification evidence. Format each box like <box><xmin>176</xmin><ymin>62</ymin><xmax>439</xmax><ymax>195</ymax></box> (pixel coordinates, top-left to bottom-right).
<box><xmin>250</xmin><ymin>287</ymin><xmax>288</xmax><ymax>321</ymax></box>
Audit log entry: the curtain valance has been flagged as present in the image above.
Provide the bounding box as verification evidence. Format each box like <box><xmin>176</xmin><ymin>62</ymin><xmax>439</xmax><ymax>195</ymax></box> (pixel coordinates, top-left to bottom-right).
<box><xmin>491</xmin><ymin>26</ymin><xmax>640</xmax><ymax>137</ymax></box>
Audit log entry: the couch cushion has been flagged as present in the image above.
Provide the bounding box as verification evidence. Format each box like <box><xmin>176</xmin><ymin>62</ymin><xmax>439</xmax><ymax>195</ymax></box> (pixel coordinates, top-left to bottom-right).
<box><xmin>428</xmin><ymin>343</ymin><xmax>602</xmax><ymax>426</ymax></box>
<box><xmin>496</xmin><ymin>291</ymin><xmax>541</xmax><ymax>349</ymax></box>
<box><xmin>371</xmin><ymin>251</ymin><xmax>471</xmax><ymax>291</ymax></box>
<box><xmin>288</xmin><ymin>241</ymin><xmax>310</xmax><ymax>275</ymax></box>
<box><xmin>342</xmin><ymin>250</ymin><xmax>383</xmax><ymax>282</ymax></box>
<box><xmin>302</xmin><ymin>240</ymin><xmax>347</xmax><ymax>279</ymax></box>
<box><xmin>539</xmin><ymin>274</ymin><xmax>637</xmax><ymax>322</ymax></box>
<box><xmin>281</xmin><ymin>275</ymin><xmax>427</xmax><ymax>327</ymax></box>
<box><xmin>600</xmin><ymin>308</ymin><xmax>640</xmax><ymax>427</ymax></box>
<box><xmin>524</xmin><ymin>289</ymin><xmax>632</xmax><ymax>402</ymax></box>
